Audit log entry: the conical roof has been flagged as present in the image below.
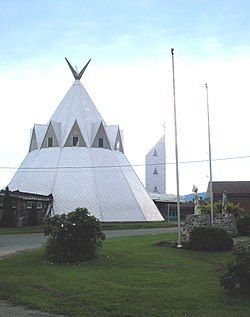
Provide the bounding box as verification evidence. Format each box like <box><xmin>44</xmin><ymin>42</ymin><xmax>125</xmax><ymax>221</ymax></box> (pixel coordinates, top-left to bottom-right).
<box><xmin>8</xmin><ymin>59</ymin><xmax>163</xmax><ymax>221</ymax></box>
<box><xmin>50</xmin><ymin>80</ymin><xmax>105</xmax><ymax>147</ymax></box>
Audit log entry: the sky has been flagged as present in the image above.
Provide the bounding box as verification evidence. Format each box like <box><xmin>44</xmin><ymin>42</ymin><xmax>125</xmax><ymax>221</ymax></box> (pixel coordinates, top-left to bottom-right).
<box><xmin>1</xmin><ymin>0</ymin><xmax>250</xmax><ymax>195</ymax></box>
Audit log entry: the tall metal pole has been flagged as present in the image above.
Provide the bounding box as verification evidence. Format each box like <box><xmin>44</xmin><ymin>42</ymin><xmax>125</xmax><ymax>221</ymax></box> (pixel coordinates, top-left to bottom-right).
<box><xmin>205</xmin><ymin>83</ymin><xmax>214</xmax><ymax>225</ymax></box>
<box><xmin>171</xmin><ymin>48</ymin><xmax>182</xmax><ymax>247</ymax></box>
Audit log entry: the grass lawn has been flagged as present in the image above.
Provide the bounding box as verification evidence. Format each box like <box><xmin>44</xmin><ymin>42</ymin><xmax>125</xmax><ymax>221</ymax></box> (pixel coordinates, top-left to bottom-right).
<box><xmin>0</xmin><ymin>224</ymin><xmax>45</xmax><ymax>235</ymax></box>
<box><xmin>0</xmin><ymin>221</ymin><xmax>177</xmax><ymax>235</ymax></box>
<box><xmin>0</xmin><ymin>233</ymin><xmax>250</xmax><ymax>316</ymax></box>
<box><xmin>101</xmin><ymin>220</ymin><xmax>178</xmax><ymax>230</ymax></box>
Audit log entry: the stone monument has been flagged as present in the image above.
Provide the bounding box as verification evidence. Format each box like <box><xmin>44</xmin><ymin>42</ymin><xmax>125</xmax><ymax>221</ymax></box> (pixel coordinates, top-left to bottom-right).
<box><xmin>192</xmin><ymin>185</ymin><xmax>201</xmax><ymax>215</ymax></box>
<box><xmin>222</xmin><ymin>190</ymin><xmax>228</xmax><ymax>214</ymax></box>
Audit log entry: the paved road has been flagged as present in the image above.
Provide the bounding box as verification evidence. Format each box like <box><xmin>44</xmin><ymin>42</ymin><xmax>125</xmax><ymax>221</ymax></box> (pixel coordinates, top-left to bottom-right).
<box><xmin>0</xmin><ymin>233</ymin><xmax>46</xmax><ymax>258</ymax></box>
<box><xmin>0</xmin><ymin>227</ymin><xmax>177</xmax><ymax>258</ymax></box>
<box><xmin>0</xmin><ymin>227</ymin><xmax>177</xmax><ymax>316</ymax></box>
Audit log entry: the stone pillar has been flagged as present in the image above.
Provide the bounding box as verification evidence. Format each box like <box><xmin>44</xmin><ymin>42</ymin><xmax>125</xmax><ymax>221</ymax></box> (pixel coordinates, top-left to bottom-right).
<box><xmin>181</xmin><ymin>213</ymin><xmax>238</xmax><ymax>243</ymax></box>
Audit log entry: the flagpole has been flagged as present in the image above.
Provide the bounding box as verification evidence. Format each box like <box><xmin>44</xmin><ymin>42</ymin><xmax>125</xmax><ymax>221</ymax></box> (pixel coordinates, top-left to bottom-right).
<box><xmin>171</xmin><ymin>48</ymin><xmax>182</xmax><ymax>247</ymax></box>
<box><xmin>163</xmin><ymin>122</ymin><xmax>167</xmax><ymax>195</ymax></box>
<box><xmin>205</xmin><ymin>83</ymin><xmax>214</xmax><ymax>225</ymax></box>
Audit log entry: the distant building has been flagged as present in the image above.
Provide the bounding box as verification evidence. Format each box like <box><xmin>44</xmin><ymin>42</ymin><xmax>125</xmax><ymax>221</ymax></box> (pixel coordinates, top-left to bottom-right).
<box><xmin>145</xmin><ymin>135</ymin><xmax>166</xmax><ymax>194</ymax></box>
<box><xmin>0</xmin><ymin>189</ymin><xmax>53</xmax><ymax>226</ymax></box>
<box><xmin>149</xmin><ymin>192</ymin><xmax>193</xmax><ymax>221</ymax></box>
<box><xmin>145</xmin><ymin>136</ymin><xmax>194</xmax><ymax>220</ymax></box>
<box><xmin>206</xmin><ymin>181</ymin><xmax>250</xmax><ymax>213</ymax></box>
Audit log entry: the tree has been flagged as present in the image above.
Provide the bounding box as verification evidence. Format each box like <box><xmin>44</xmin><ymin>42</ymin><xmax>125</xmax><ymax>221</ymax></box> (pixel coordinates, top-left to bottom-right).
<box><xmin>236</xmin><ymin>215</ymin><xmax>250</xmax><ymax>236</ymax></box>
<box><xmin>220</xmin><ymin>243</ymin><xmax>250</xmax><ymax>291</ymax></box>
<box><xmin>1</xmin><ymin>187</ymin><xmax>16</xmax><ymax>227</ymax></box>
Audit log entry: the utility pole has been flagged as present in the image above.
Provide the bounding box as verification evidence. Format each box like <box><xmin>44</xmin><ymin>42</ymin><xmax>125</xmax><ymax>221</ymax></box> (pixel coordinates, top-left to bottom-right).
<box><xmin>205</xmin><ymin>83</ymin><xmax>214</xmax><ymax>225</ymax></box>
<box><xmin>171</xmin><ymin>48</ymin><xmax>182</xmax><ymax>247</ymax></box>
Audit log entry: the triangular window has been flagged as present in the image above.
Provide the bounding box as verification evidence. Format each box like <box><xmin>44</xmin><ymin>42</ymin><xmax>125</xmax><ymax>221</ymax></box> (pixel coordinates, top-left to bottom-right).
<box><xmin>64</xmin><ymin>121</ymin><xmax>86</xmax><ymax>147</ymax></box>
<box><xmin>153</xmin><ymin>149</ymin><xmax>158</xmax><ymax>156</ymax></box>
<box><xmin>41</xmin><ymin>122</ymin><xmax>59</xmax><ymax>148</ymax></box>
<box><xmin>153</xmin><ymin>168</ymin><xmax>158</xmax><ymax>175</ymax></box>
<box><xmin>153</xmin><ymin>186</ymin><xmax>158</xmax><ymax>193</ymax></box>
<box><xmin>91</xmin><ymin>122</ymin><xmax>111</xmax><ymax>149</ymax></box>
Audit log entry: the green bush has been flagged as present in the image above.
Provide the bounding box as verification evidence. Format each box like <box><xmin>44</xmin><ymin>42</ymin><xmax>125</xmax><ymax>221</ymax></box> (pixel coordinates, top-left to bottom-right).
<box><xmin>188</xmin><ymin>227</ymin><xmax>233</xmax><ymax>251</ymax></box>
<box><xmin>200</xmin><ymin>201</ymin><xmax>221</xmax><ymax>214</ymax></box>
<box><xmin>220</xmin><ymin>243</ymin><xmax>250</xmax><ymax>291</ymax></box>
<box><xmin>44</xmin><ymin>208</ymin><xmax>105</xmax><ymax>263</ymax></box>
<box><xmin>236</xmin><ymin>215</ymin><xmax>250</xmax><ymax>236</ymax></box>
<box><xmin>200</xmin><ymin>201</ymin><xmax>245</xmax><ymax>219</ymax></box>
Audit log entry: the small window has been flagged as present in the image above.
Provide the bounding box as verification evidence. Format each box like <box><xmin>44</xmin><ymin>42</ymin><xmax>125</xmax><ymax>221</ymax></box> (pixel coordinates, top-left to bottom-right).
<box><xmin>116</xmin><ymin>141</ymin><xmax>120</xmax><ymax>150</ymax></box>
<box><xmin>48</xmin><ymin>137</ymin><xmax>53</xmax><ymax>147</ymax></box>
<box><xmin>170</xmin><ymin>211</ymin><xmax>177</xmax><ymax>218</ymax></box>
<box><xmin>153</xmin><ymin>149</ymin><xmax>158</xmax><ymax>156</ymax></box>
<box><xmin>99</xmin><ymin>138</ymin><xmax>104</xmax><ymax>148</ymax></box>
<box><xmin>37</xmin><ymin>202</ymin><xmax>42</xmax><ymax>209</ymax></box>
<box><xmin>153</xmin><ymin>168</ymin><xmax>158</xmax><ymax>175</ymax></box>
<box><xmin>0</xmin><ymin>202</ymin><xmax>3</xmax><ymax>210</ymax></box>
<box><xmin>26</xmin><ymin>201</ymin><xmax>32</xmax><ymax>209</ymax></box>
<box><xmin>153</xmin><ymin>186</ymin><xmax>158</xmax><ymax>193</ymax></box>
<box><xmin>72</xmin><ymin>136</ymin><xmax>79</xmax><ymax>146</ymax></box>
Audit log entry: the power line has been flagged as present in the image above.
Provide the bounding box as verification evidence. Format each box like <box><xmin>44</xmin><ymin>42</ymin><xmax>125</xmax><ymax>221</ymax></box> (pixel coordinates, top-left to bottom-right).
<box><xmin>0</xmin><ymin>154</ymin><xmax>250</xmax><ymax>171</ymax></box>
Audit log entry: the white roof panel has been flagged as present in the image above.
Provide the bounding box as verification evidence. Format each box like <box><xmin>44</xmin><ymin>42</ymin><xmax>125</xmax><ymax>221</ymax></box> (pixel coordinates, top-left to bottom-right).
<box><xmin>9</xmin><ymin>68</ymin><xmax>163</xmax><ymax>222</ymax></box>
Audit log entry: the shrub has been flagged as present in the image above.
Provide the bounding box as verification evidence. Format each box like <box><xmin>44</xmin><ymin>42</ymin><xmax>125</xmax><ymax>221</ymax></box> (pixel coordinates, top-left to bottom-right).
<box><xmin>188</xmin><ymin>226</ymin><xmax>233</xmax><ymax>251</ymax></box>
<box><xmin>44</xmin><ymin>208</ymin><xmax>105</xmax><ymax>263</ymax></box>
<box><xmin>220</xmin><ymin>243</ymin><xmax>250</xmax><ymax>291</ymax></box>
<box><xmin>1</xmin><ymin>187</ymin><xmax>16</xmax><ymax>228</ymax></box>
<box><xmin>28</xmin><ymin>203</ymin><xmax>38</xmax><ymax>226</ymax></box>
<box><xmin>200</xmin><ymin>201</ymin><xmax>245</xmax><ymax>219</ymax></box>
<box><xmin>236</xmin><ymin>215</ymin><xmax>250</xmax><ymax>236</ymax></box>
<box><xmin>200</xmin><ymin>201</ymin><xmax>221</xmax><ymax>214</ymax></box>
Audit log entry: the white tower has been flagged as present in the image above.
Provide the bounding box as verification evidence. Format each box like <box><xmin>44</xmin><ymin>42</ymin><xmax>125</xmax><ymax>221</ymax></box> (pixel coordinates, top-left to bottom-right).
<box><xmin>145</xmin><ymin>135</ymin><xmax>166</xmax><ymax>194</ymax></box>
<box><xmin>8</xmin><ymin>59</ymin><xmax>163</xmax><ymax>222</ymax></box>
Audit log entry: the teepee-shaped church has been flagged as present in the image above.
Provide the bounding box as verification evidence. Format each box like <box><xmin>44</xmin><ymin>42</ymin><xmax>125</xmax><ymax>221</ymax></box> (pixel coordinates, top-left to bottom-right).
<box><xmin>8</xmin><ymin>58</ymin><xmax>163</xmax><ymax>222</ymax></box>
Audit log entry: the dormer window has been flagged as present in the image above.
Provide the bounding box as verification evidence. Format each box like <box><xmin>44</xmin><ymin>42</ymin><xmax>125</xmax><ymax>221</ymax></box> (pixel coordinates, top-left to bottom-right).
<box><xmin>48</xmin><ymin>137</ymin><xmax>53</xmax><ymax>147</ymax></box>
<box><xmin>64</xmin><ymin>122</ymin><xmax>87</xmax><ymax>148</ymax></box>
<box><xmin>41</xmin><ymin>122</ymin><xmax>59</xmax><ymax>148</ymax></box>
<box><xmin>116</xmin><ymin>141</ymin><xmax>120</xmax><ymax>150</ymax></box>
<box><xmin>91</xmin><ymin>122</ymin><xmax>111</xmax><ymax>150</ymax></box>
<box><xmin>99</xmin><ymin>138</ymin><xmax>104</xmax><ymax>148</ymax></box>
<box><xmin>153</xmin><ymin>149</ymin><xmax>158</xmax><ymax>156</ymax></box>
<box><xmin>72</xmin><ymin>136</ymin><xmax>79</xmax><ymax>146</ymax></box>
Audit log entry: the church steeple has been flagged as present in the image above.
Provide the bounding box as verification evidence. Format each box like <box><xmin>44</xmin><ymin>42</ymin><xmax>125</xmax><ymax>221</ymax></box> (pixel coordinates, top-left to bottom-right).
<box><xmin>65</xmin><ymin>58</ymin><xmax>91</xmax><ymax>80</ymax></box>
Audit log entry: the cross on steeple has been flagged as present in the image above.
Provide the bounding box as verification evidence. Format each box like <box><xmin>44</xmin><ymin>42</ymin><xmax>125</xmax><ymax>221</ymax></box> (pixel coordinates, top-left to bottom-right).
<box><xmin>65</xmin><ymin>58</ymin><xmax>91</xmax><ymax>80</ymax></box>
